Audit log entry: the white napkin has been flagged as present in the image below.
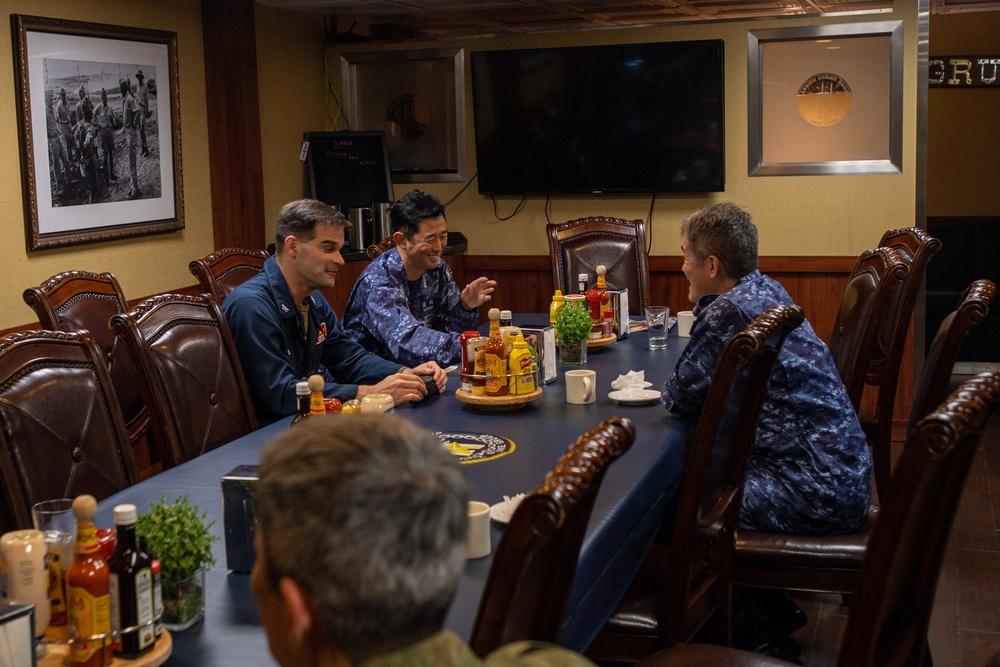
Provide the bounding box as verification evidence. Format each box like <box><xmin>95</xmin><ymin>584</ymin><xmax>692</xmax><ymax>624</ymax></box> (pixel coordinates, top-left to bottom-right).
<box><xmin>491</xmin><ymin>493</ymin><xmax>527</xmax><ymax>523</ymax></box>
<box><xmin>611</xmin><ymin>370</ymin><xmax>647</xmax><ymax>390</ymax></box>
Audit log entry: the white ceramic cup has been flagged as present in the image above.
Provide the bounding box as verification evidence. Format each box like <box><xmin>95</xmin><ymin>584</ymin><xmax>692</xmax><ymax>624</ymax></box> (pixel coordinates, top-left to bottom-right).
<box><xmin>677</xmin><ymin>311</ymin><xmax>696</xmax><ymax>337</ymax></box>
<box><xmin>565</xmin><ymin>369</ymin><xmax>597</xmax><ymax>404</ymax></box>
<box><xmin>1</xmin><ymin>529</ymin><xmax>51</xmax><ymax>638</ymax></box>
<box><xmin>466</xmin><ymin>501</ymin><xmax>492</xmax><ymax>559</ymax></box>
<box><xmin>645</xmin><ymin>306</ymin><xmax>670</xmax><ymax>350</ymax></box>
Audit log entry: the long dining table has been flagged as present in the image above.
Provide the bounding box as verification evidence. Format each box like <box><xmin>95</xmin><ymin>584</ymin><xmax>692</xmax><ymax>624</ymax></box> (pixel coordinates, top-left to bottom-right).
<box><xmin>93</xmin><ymin>317</ymin><xmax>690</xmax><ymax>666</ymax></box>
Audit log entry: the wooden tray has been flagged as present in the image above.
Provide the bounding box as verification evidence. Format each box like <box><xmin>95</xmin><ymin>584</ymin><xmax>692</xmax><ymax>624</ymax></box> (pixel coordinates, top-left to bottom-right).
<box><xmin>587</xmin><ymin>333</ymin><xmax>617</xmax><ymax>349</ymax></box>
<box><xmin>40</xmin><ymin>630</ymin><xmax>172</xmax><ymax>667</ymax></box>
<box><xmin>455</xmin><ymin>387</ymin><xmax>543</xmax><ymax>411</ymax></box>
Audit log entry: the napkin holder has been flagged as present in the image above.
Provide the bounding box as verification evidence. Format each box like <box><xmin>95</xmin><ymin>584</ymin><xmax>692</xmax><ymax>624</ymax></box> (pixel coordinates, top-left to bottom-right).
<box><xmin>515</xmin><ymin>324</ymin><xmax>557</xmax><ymax>384</ymax></box>
<box><xmin>221</xmin><ymin>465</ymin><xmax>259</xmax><ymax>573</ymax></box>
<box><xmin>0</xmin><ymin>602</ymin><xmax>35</xmax><ymax>666</ymax></box>
<box><xmin>608</xmin><ymin>289</ymin><xmax>629</xmax><ymax>339</ymax></box>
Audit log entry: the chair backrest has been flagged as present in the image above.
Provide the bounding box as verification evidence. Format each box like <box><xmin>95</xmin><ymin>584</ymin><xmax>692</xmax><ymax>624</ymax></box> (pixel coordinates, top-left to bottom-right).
<box><xmin>188</xmin><ymin>247</ymin><xmax>270</xmax><ymax>305</ymax></box>
<box><xmin>469</xmin><ymin>416</ymin><xmax>636</xmax><ymax>656</ymax></box>
<box><xmin>839</xmin><ymin>371</ymin><xmax>1000</xmax><ymax>666</ymax></box>
<box><xmin>547</xmin><ymin>217</ymin><xmax>650</xmax><ymax>315</ymax></box>
<box><xmin>868</xmin><ymin>228</ymin><xmax>942</xmax><ymax>386</ymax></box>
<box><xmin>110</xmin><ymin>294</ymin><xmax>257</xmax><ymax>468</ymax></box>
<box><xmin>366</xmin><ymin>236</ymin><xmax>396</xmax><ymax>258</ymax></box>
<box><xmin>907</xmin><ymin>279</ymin><xmax>995</xmax><ymax>434</ymax></box>
<box><xmin>661</xmin><ymin>304</ymin><xmax>804</xmax><ymax>647</ymax></box>
<box><xmin>22</xmin><ymin>271</ymin><xmax>148</xmax><ymax>445</ymax></box>
<box><xmin>0</xmin><ymin>330</ymin><xmax>138</xmax><ymax>530</ymax></box>
<box><xmin>829</xmin><ymin>247</ymin><xmax>909</xmax><ymax>411</ymax></box>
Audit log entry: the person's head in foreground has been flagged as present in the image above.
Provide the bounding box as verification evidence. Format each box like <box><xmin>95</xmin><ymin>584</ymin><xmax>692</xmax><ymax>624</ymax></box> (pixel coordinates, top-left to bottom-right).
<box><xmin>251</xmin><ymin>414</ymin><xmax>469</xmax><ymax>667</ymax></box>
<box><xmin>679</xmin><ymin>202</ymin><xmax>759</xmax><ymax>304</ymax></box>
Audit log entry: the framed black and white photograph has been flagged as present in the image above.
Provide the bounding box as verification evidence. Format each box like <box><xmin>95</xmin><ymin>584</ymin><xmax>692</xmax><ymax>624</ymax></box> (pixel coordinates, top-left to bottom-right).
<box><xmin>747</xmin><ymin>21</ymin><xmax>904</xmax><ymax>176</ymax></box>
<box><xmin>12</xmin><ymin>14</ymin><xmax>184</xmax><ymax>250</ymax></box>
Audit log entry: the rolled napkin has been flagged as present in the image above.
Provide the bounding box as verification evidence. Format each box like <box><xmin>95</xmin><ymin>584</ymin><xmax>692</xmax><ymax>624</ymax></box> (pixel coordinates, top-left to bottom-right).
<box><xmin>491</xmin><ymin>493</ymin><xmax>527</xmax><ymax>523</ymax></box>
<box><xmin>611</xmin><ymin>370</ymin><xmax>648</xmax><ymax>390</ymax></box>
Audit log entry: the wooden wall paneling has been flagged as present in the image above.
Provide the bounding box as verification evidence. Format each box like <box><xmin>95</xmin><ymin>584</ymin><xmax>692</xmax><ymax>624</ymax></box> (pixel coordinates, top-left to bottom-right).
<box><xmin>201</xmin><ymin>0</ymin><xmax>266</xmax><ymax>250</ymax></box>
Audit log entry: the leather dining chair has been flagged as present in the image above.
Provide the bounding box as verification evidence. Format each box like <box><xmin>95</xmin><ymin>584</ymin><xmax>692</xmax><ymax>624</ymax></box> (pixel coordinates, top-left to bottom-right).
<box><xmin>630</xmin><ymin>370</ymin><xmax>1000</xmax><ymax>667</ymax></box>
<box><xmin>731</xmin><ymin>278</ymin><xmax>994</xmax><ymax>602</ymax></box>
<box><xmin>22</xmin><ymin>270</ymin><xmax>152</xmax><ymax>474</ymax></box>
<box><xmin>188</xmin><ymin>247</ymin><xmax>270</xmax><ymax>305</ymax></box>
<box><xmin>547</xmin><ymin>217</ymin><xmax>650</xmax><ymax>315</ymax></box>
<box><xmin>469</xmin><ymin>416</ymin><xmax>636</xmax><ymax>657</ymax></box>
<box><xmin>110</xmin><ymin>294</ymin><xmax>257</xmax><ymax>469</ymax></box>
<box><xmin>0</xmin><ymin>330</ymin><xmax>138</xmax><ymax>531</ymax></box>
<box><xmin>366</xmin><ymin>236</ymin><xmax>396</xmax><ymax>258</ymax></box>
<box><xmin>585</xmin><ymin>305</ymin><xmax>805</xmax><ymax>663</ymax></box>
<box><xmin>828</xmin><ymin>247</ymin><xmax>909</xmax><ymax>412</ymax></box>
<box><xmin>861</xmin><ymin>228</ymin><xmax>941</xmax><ymax>498</ymax></box>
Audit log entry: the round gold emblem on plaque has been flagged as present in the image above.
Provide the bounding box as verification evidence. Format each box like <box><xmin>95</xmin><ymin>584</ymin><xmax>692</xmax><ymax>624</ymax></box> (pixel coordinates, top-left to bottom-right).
<box><xmin>796</xmin><ymin>73</ymin><xmax>852</xmax><ymax>127</ymax></box>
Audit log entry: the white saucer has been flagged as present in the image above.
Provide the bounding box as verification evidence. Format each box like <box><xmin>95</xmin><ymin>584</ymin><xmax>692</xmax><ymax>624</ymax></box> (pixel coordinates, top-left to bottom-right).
<box><xmin>490</xmin><ymin>494</ymin><xmax>526</xmax><ymax>524</ymax></box>
<box><xmin>608</xmin><ymin>389</ymin><xmax>661</xmax><ymax>405</ymax></box>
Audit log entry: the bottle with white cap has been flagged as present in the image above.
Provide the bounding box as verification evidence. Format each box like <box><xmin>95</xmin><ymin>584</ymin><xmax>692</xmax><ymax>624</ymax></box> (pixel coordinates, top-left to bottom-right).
<box><xmin>108</xmin><ymin>504</ymin><xmax>155</xmax><ymax>658</ymax></box>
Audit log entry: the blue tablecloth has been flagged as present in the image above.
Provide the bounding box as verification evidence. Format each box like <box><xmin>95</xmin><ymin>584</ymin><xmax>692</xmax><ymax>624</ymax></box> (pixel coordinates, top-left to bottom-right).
<box><xmin>96</xmin><ymin>320</ymin><xmax>689</xmax><ymax>665</ymax></box>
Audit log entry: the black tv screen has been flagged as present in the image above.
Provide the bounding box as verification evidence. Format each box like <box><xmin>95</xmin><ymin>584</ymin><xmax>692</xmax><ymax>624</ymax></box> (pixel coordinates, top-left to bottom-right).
<box><xmin>304</xmin><ymin>131</ymin><xmax>394</xmax><ymax>210</ymax></box>
<box><xmin>471</xmin><ymin>40</ymin><xmax>725</xmax><ymax>195</ymax></box>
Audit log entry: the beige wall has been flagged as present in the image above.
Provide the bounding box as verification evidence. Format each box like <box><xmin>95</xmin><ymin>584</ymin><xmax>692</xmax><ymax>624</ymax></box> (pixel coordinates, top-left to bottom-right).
<box><xmin>927</xmin><ymin>12</ymin><xmax>1000</xmax><ymax>217</ymax></box>
<box><xmin>330</xmin><ymin>1</ymin><xmax>920</xmax><ymax>259</ymax></box>
<box><xmin>0</xmin><ymin>2</ymin><xmax>327</xmax><ymax>330</ymax></box>
<box><xmin>255</xmin><ymin>6</ymin><xmax>329</xmax><ymax>242</ymax></box>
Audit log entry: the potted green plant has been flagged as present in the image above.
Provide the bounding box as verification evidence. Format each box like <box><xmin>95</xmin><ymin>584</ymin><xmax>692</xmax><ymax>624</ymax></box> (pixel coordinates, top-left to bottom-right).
<box><xmin>136</xmin><ymin>494</ymin><xmax>218</xmax><ymax>632</ymax></box>
<box><xmin>555</xmin><ymin>305</ymin><xmax>593</xmax><ymax>365</ymax></box>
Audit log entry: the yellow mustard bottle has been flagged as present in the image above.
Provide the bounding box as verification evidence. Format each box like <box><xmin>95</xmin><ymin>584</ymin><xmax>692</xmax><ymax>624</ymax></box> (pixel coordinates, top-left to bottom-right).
<box><xmin>507</xmin><ymin>335</ymin><xmax>535</xmax><ymax>395</ymax></box>
<box><xmin>549</xmin><ymin>290</ymin><xmax>565</xmax><ymax>336</ymax></box>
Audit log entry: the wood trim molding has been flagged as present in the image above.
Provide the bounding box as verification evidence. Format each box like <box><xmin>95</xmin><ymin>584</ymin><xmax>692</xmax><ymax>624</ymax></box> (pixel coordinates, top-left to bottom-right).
<box><xmin>200</xmin><ymin>0</ymin><xmax>266</xmax><ymax>250</ymax></box>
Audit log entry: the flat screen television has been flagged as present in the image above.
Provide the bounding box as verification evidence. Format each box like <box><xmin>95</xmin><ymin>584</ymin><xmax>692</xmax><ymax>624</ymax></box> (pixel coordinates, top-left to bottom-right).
<box><xmin>471</xmin><ymin>40</ymin><xmax>725</xmax><ymax>195</ymax></box>
<box><xmin>304</xmin><ymin>131</ymin><xmax>394</xmax><ymax>210</ymax></box>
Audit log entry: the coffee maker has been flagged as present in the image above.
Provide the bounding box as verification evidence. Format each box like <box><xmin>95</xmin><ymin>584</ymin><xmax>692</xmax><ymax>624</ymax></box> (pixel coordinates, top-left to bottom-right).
<box><xmin>346</xmin><ymin>202</ymin><xmax>393</xmax><ymax>252</ymax></box>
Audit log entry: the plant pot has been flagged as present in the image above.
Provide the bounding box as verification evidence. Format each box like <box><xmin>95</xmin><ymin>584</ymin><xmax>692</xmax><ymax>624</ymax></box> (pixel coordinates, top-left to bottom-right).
<box><xmin>559</xmin><ymin>339</ymin><xmax>587</xmax><ymax>366</ymax></box>
<box><xmin>161</xmin><ymin>568</ymin><xmax>206</xmax><ymax>632</ymax></box>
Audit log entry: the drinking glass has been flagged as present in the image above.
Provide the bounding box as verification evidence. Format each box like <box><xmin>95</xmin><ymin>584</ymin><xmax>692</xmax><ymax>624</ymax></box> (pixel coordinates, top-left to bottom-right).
<box><xmin>645</xmin><ymin>306</ymin><xmax>670</xmax><ymax>350</ymax></box>
<box><xmin>31</xmin><ymin>499</ymin><xmax>76</xmax><ymax>641</ymax></box>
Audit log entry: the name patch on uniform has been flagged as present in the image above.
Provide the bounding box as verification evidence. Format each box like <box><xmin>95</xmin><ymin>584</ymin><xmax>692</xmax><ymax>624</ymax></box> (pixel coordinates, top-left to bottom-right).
<box><xmin>317</xmin><ymin>322</ymin><xmax>327</xmax><ymax>345</ymax></box>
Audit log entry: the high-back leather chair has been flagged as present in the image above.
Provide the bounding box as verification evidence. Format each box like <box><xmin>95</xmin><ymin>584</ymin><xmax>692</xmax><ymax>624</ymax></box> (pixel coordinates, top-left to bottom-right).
<box><xmin>188</xmin><ymin>247</ymin><xmax>270</xmax><ymax>305</ymax></box>
<box><xmin>110</xmin><ymin>294</ymin><xmax>257</xmax><ymax>468</ymax></box>
<box><xmin>547</xmin><ymin>217</ymin><xmax>650</xmax><ymax>315</ymax></box>
<box><xmin>0</xmin><ymin>330</ymin><xmax>138</xmax><ymax>530</ymax></box>
<box><xmin>861</xmin><ymin>228</ymin><xmax>941</xmax><ymax>497</ymax></box>
<box><xmin>829</xmin><ymin>247</ymin><xmax>909</xmax><ymax>411</ymax></box>
<box><xmin>630</xmin><ymin>370</ymin><xmax>1000</xmax><ymax>667</ymax></box>
<box><xmin>732</xmin><ymin>279</ymin><xmax>994</xmax><ymax>598</ymax></box>
<box><xmin>469</xmin><ymin>416</ymin><xmax>635</xmax><ymax>656</ymax></box>
<box><xmin>22</xmin><ymin>271</ymin><xmax>149</xmax><ymax>453</ymax></box>
<box><xmin>366</xmin><ymin>236</ymin><xmax>396</xmax><ymax>258</ymax></box>
<box><xmin>586</xmin><ymin>305</ymin><xmax>805</xmax><ymax>662</ymax></box>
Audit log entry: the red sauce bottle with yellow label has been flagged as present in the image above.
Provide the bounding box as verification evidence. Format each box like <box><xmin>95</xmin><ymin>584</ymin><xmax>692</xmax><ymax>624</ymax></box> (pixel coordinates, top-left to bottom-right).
<box><xmin>67</xmin><ymin>495</ymin><xmax>113</xmax><ymax>667</ymax></box>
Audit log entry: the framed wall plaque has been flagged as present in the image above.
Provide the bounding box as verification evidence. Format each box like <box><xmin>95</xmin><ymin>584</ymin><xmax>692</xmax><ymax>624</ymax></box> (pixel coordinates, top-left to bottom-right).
<box><xmin>747</xmin><ymin>21</ymin><xmax>904</xmax><ymax>176</ymax></box>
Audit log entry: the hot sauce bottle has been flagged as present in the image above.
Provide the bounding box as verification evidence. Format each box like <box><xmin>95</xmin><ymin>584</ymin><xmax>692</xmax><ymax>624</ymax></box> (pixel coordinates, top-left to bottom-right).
<box><xmin>308</xmin><ymin>374</ymin><xmax>326</xmax><ymax>416</ymax></box>
<box><xmin>484</xmin><ymin>308</ymin><xmax>508</xmax><ymax>396</ymax></box>
<box><xmin>67</xmin><ymin>495</ymin><xmax>113</xmax><ymax>667</ymax></box>
<box><xmin>595</xmin><ymin>264</ymin><xmax>611</xmax><ymax>314</ymax></box>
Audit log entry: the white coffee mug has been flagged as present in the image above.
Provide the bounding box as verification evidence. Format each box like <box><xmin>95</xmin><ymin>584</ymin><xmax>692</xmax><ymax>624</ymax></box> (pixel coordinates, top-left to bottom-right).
<box><xmin>466</xmin><ymin>501</ymin><xmax>492</xmax><ymax>559</ymax></box>
<box><xmin>677</xmin><ymin>311</ymin><xmax>696</xmax><ymax>337</ymax></box>
<box><xmin>565</xmin><ymin>369</ymin><xmax>596</xmax><ymax>404</ymax></box>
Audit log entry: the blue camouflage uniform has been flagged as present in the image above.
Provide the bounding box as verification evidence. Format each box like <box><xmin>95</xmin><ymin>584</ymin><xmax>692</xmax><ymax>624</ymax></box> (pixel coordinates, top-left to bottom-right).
<box><xmin>222</xmin><ymin>256</ymin><xmax>401</xmax><ymax>425</ymax></box>
<box><xmin>343</xmin><ymin>250</ymin><xmax>479</xmax><ymax>367</ymax></box>
<box><xmin>662</xmin><ymin>270</ymin><xmax>872</xmax><ymax>535</ymax></box>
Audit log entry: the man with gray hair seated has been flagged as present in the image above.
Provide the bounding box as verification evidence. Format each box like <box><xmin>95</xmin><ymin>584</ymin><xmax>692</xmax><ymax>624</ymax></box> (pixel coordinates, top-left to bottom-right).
<box><xmin>251</xmin><ymin>414</ymin><xmax>596</xmax><ymax>667</ymax></box>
